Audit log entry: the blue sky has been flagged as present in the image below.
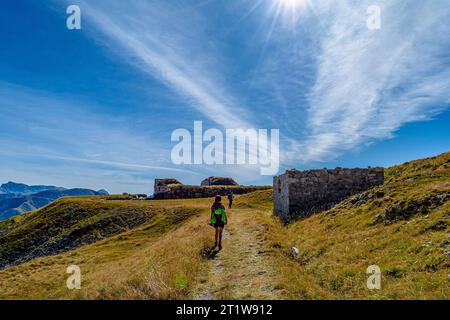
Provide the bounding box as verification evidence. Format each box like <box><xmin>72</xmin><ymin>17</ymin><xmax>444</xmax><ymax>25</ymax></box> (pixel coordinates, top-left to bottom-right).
<box><xmin>0</xmin><ymin>0</ymin><xmax>449</xmax><ymax>194</ymax></box>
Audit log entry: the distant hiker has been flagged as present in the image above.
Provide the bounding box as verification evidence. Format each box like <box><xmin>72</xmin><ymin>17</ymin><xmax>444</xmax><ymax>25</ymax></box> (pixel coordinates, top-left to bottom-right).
<box><xmin>210</xmin><ymin>195</ymin><xmax>227</xmax><ymax>250</ymax></box>
<box><xmin>227</xmin><ymin>191</ymin><xmax>234</xmax><ymax>209</ymax></box>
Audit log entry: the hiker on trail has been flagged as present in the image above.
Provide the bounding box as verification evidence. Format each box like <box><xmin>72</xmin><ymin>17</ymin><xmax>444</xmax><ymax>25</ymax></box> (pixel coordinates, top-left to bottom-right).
<box><xmin>227</xmin><ymin>191</ymin><xmax>234</xmax><ymax>209</ymax></box>
<box><xmin>210</xmin><ymin>195</ymin><xmax>227</xmax><ymax>251</ymax></box>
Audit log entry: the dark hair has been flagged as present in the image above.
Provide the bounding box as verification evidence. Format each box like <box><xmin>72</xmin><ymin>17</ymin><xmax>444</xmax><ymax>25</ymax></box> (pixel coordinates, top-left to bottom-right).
<box><xmin>215</xmin><ymin>195</ymin><xmax>222</xmax><ymax>203</ymax></box>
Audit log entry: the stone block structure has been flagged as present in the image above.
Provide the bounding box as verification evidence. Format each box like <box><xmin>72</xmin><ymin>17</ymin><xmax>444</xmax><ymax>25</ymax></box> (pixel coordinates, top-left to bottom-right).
<box><xmin>273</xmin><ymin>167</ymin><xmax>384</xmax><ymax>221</ymax></box>
<box><xmin>201</xmin><ymin>177</ymin><xmax>238</xmax><ymax>186</ymax></box>
<box><xmin>153</xmin><ymin>178</ymin><xmax>270</xmax><ymax>199</ymax></box>
<box><xmin>154</xmin><ymin>178</ymin><xmax>182</xmax><ymax>195</ymax></box>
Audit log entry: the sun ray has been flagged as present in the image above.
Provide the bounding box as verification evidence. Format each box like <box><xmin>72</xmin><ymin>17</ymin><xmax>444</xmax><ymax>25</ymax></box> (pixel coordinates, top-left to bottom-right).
<box><xmin>235</xmin><ymin>0</ymin><xmax>266</xmax><ymax>25</ymax></box>
<box><xmin>265</xmin><ymin>0</ymin><xmax>309</xmax><ymax>39</ymax></box>
<box><xmin>243</xmin><ymin>0</ymin><xmax>312</xmax><ymax>88</ymax></box>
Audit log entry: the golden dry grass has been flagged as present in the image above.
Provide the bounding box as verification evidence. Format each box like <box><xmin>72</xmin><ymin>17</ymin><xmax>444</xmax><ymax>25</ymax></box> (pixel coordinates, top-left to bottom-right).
<box><xmin>0</xmin><ymin>198</ymin><xmax>214</xmax><ymax>300</ymax></box>
<box><xmin>258</xmin><ymin>152</ymin><xmax>450</xmax><ymax>299</ymax></box>
<box><xmin>0</xmin><ymin>152</ymin><xmax>448</xmax><ymax>300</ymax></box>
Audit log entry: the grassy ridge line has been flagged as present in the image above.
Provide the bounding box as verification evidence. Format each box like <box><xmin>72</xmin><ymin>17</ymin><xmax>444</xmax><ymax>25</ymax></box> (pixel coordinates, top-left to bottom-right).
<box><xmin>0</xmin><ymin>198</ymin><xmax>212</xmax><ymax>299</ymax></box>
<box><xmin>0</xmin><ymin>197</ymin><xmax>203</xmax><ymax>269</ymax></box>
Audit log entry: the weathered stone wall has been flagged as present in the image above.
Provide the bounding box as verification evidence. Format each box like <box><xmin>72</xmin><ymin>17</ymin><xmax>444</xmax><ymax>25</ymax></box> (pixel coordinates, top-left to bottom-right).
<box><xmin>274</xmin><ymin>167</ymin><xmax>384</xmax><ymax>221</ymax></box>
<box><xmin>154</xmin><ymin>185</ymin><xmax>271</xmax><ymax>200</ymax></box>
<box><xmin>273</xmin><ymin>171</ymin><xmax>289</xmax><ymax>218</ymax></box>
<box><xmin>154</xmin><ymin>177</ymin><xmax>270</xmax><ymax>199</ymax></box>
<box><xmin>201</xmin><ymin>177</ymin><xmax>238</xmax><ymax>186</ymax></box>
<box><xmin>154</xmin><ymin>179</ymin><xmax>182</xmax><ymax>195</ymax></box>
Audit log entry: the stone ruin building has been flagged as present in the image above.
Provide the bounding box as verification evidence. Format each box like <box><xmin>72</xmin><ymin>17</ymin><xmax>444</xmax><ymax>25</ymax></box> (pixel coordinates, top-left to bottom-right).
<box><xmin>154</xmin><ymin>178</ymin><xmax>182</xmax><ymax>195</ymax></box>
<box><xmin>200</xmin><ymin>177</ymin><xmax>238</xmax><ymax>186</ymax></box>
<box><xmin>153</xmin><ymin>177</ymin><xmax>270</xmax><ymax>199</ymax></box>
<box><xmin>273</xmin><ymin>167</ymin><xmax>384</xmax><ymax>221</ymax></box>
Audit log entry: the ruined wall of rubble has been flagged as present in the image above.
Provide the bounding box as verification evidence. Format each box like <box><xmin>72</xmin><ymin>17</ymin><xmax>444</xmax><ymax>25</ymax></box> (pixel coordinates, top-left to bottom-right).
<box><xmin>274</xmin><ymin>168</ymin><xmax>384</xmax><ymax>221</ymax></box>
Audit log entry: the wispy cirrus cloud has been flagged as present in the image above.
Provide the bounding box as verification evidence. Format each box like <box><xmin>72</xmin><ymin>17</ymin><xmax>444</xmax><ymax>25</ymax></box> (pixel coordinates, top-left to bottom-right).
<box><xmin>297</xmin><ymin>0</ymin><xmax>450</xmax><ymax>162</ymax></box>
<box><xmin>78</xmin><ymin>0</ymin><xmax>254</xmax><ymax>130</ymax></box>
<box><xmin>0</xmin><ymin>82</ymin><xmax>200</xmax><ymax>193</ymax></box>
<box><xmin>3</xmin><ymin>0</ymin><xmax>448</xmax><ymax>194</ymax></box>
<box><xmin>78</xmin><ymin>0</ymin><xmax>450</xmax><ymax>166</ymax></box>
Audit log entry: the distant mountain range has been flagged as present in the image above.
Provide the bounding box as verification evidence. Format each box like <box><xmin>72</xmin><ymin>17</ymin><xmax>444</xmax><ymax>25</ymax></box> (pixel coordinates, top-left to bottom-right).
<box><xmin>0</xmin><ymin>181</ymin><xmax>59</xmax><ymax>195</ymax></box>
<box><xmin>0</xmin><ymin>182</ymin><xmax>108</xmax><ymax>221</ymax></box>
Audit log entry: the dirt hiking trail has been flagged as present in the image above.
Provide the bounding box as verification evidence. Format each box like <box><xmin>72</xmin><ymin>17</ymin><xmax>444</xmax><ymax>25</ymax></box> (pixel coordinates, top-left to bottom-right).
<box><xmin>194</xmin><ymin>208</ymin><xmax>283</xmax><ymax>300</ymax></box>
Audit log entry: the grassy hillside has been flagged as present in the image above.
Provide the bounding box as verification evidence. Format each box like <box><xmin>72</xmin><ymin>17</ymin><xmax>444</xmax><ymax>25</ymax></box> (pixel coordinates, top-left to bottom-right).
<box><xmin>0</xmin><ymin>151</ymin><xmax>448</xmax><ymax>299</ymax></box>
<box><xmin>0</xmin><ymin>197</ymin><xmax>212</xmax><ymax>299</ymax></box>
<box><xmin>260</xmin><ymin>151</ymin><xmax>449</xmax><ymax>299</ymax></box>
<box><xmin>0</xmin><ymin>197</ymin><xmax>201</xmax><ymax>269</ymax></box>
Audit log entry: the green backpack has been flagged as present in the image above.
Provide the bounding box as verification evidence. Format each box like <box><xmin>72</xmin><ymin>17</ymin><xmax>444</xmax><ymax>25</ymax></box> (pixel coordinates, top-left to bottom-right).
<box><xmin>211</xmin><ymin>208</ymin><xmax>227</xmax><ymax>224</ymax></box>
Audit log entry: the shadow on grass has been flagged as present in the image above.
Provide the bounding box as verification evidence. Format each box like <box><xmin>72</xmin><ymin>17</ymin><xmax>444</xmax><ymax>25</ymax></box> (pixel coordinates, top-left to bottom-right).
<box><xmin>201</xmin><ymin>245</ymin><xmax>220</xmax><ymax>260</ymax></box>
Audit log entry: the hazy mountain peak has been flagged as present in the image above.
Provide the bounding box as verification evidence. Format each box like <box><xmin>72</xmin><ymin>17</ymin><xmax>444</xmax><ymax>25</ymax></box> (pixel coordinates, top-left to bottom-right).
<box><xmin>0</xmin><ymin>181</ymin><xmax>59</xmax><ymax>195</ymax></box>
<box><xmin>0</xmin><ymin>182</ymin><xmax>109</xmax><ymax>221</ymax></box>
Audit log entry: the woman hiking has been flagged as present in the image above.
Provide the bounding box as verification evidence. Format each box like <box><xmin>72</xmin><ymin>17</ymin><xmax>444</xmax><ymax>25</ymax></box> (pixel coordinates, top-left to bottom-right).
<box><xmin>210</xmin><ymin>195</ymin><xmax>227</xmax><ymax>251</ymax></box>
<box><xmin>227</xmin><ymin>191</ymin><xmax>234</xmax><ymax>209</ymax></box>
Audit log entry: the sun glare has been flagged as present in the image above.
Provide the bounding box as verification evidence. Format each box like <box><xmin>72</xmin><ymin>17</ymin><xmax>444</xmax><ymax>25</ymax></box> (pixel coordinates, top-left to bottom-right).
<box><xmin>270</xmin><ymin>0</ymin><xmax>309</xmax><ymax>27</ymax></box>
<box><xmin>278</xmin><ymin>0</ymin><xmax>306</xmax><ymax>10</ymax></box>
<box><xmin>241</xmin><ymin>0</ymin><xmax>311</xmax><ymax>48</ymax></box>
